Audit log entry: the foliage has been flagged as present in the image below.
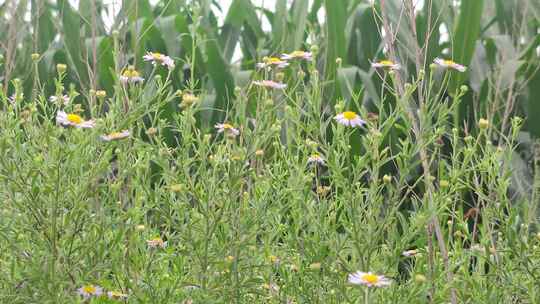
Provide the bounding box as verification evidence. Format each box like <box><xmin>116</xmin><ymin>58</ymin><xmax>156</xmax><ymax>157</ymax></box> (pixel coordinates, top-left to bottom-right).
<box><xmin>0</xmin><ymin>0</ymin><xmax>539</xmax><ymax>303</ymax></box>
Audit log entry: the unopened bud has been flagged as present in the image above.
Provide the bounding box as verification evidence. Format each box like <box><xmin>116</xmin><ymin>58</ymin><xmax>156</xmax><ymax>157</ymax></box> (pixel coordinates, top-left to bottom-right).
<box><xmin>415</xmin><ymin>274</ymin><xmax>427</xmax><ymax>283</ymax></box>
<box><xmin>309</xmin><ymin>262</ymin><xmax>321</xmax><ymax>270</ymax></box>
<box><xmin>56</xmin><ymin>63</ymin><xmax>67</xmax><ymax>74</ymax></box>
<box><xmin>255</xmin><ymin>149</ymin><xmax>264</xmax><ymax>156</ymax></box>
<box><xmin>439</xmin><ymin>180</ymin><xmax>449</xmax><ymax>188</ymax></box>
<box><xmin>31</xmin><ymin>53</ymin><xmax>40</xmax><ymax>61</ymax></box>
<box><xmin>275</xmin><ymin>72</ymin><xmax>285</xmax><ymax>82</ymax></box>
<box><xmin>169</xmin><ymin>184</ymin><xmax>182</xmax><ymax>193</ymax></box>
<box><xmin>96</xmin><ymin>90</ymin><xmax>107</xmax><ymax>98</ymax></box>
<box><xmin>146</xmin><ymin>127</ymin><xmax>158</xmax><ymax>136</ymax></box>
<box><xmin>383</xmin><ymin>174</ymin><xmax>392</xmax><ymax>183</ymax></box>
<box><xmin>478</xmin><ymin>118</ymin><xmax>489</xmax><ymax>130</ymax></box>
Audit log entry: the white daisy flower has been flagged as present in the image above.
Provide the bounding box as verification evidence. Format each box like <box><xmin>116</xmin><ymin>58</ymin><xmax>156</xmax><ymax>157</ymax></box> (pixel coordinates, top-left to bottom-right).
<box><xmin>143</xmin><ymin>52</ymin><xmax>175</xmax><ymax>69</ymax></box>
<box><xmin>215</xmin><ymin>123</ymin><xmax>240</xmax><ymax>137</ymax></box>
<box><xmin>371</xmin><ymin>59</ymin><xmax>401</xmax><ymax>70</ymax></box>
<box><xmin>252</xmin><ymin>80</ymin><xmax>287</xmax><ymax>90</ymax></box>
<box><xmin>77</xmin><ymin>284</ymin><xmax>103</xmax><ymax>299</ymax></box>
<box><xmin>434</xmin><ymin>58</ymin><xmax>467</xmax><ymax>72</ymax></box>
<box><xmin>348</xmin><ymin>271</ymin><xmax>392</xmax><ymax>288</ymax></box>
<box><xmin>56</xmin><ymin>111</ymin><xmax>95</xmax><ymax>128</ymax></box>
<box><xmin>119</xmin><ymin>66</ymin><xmax>144</xmax><ymax>84</ymax></box>
<box><xmin>281</xmin><ymin>50</ymin><xmax>313</xmax><ymax>61</ymax></box>
<box><xmin>107</xmin><ymin>291</ymin><xmax>128</xmax><ymax>300</ymax></box>
<box><xmin>307</xmin><ymin>154</ymin><xmax>325</xmax><ymax>165</ymax></box>
<box><xmin>100</xmin><ymin>130</ymin><xmax>130</xmax><ymax>141</ymax></box>
<box><xmin>146</xmin><ymin>237</ymin><xmax>167</xmax><ymax>249</ymax></box>
<box><xmin>256</xmin><ymin>57</ymin><xmax>290</xmax><ymax>69</ymax></box>
<box><xmin>334</xmin><ymin>111</ymin><xmax>366</xmax><ymax>127</ymax></box>
<box><xmin>49</xmin><ymin>95</ymin><xmax>70</xmax><ymax>106</ymax></box>
<box><xmin>402</xmin><ymin>249</ymin><xmax>419</xmax><ymax>257</ymax></box>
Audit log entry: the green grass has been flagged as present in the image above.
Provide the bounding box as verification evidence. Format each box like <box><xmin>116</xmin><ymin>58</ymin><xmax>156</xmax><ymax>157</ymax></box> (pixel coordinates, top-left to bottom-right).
<box><xmin>0</xmin><ymin>0</ymin><xmax>539</xmax><ymax>303</ymax></box>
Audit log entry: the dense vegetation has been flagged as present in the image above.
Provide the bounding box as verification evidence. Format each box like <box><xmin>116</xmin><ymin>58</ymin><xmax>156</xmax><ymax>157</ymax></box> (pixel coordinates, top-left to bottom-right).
<box><xmin>0</xmin><ymin>0</ymin><xmax>539</xmax><ymax>303</ymax></box>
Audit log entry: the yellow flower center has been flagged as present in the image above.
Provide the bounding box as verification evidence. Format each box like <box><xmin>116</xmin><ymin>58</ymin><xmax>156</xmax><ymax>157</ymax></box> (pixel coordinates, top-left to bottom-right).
<box><xmin>362</xmin><ymin>273</ymin><xmax>379</xmax><ymax>284</ymax></box>
<box><xmin>380</xmin><ymin>60</ymin><xmax>394</xmax><ymax>66</ymax></box>
<box><xmin>152</xmin><ymin>52</ymin><xmax>163</xmax><ymax>60</ymax></box>
<box><xmin>444</xmin><ymin>60</ymin><xmax>455</xmax><ymax>65</ymax></box>
<box><xmin>67</xmin><ymin>114</ymin><xmax>83</xmax><ymax>124</ymax></box>
<box><xmin>342</xmin><ymin>111</ymin><xmax>357</xmax><ymax>120</ymax></box>
<box><xmin>266</xmin><ymin>57</ymin><xmax>282</xmax><ymax>63</ymax></box>
<box><xmin>82</xmin><ymin>285</ymin><xmax>96</xmax><ymax>294</ymax></box>
<box><xmin>222</xmin><ymin>123</ymin><xmax>234</xmax><ymax>130</ymax></box>
<box><xmin>108</xmin><ymin>132</ymin><xmax>124</xmax><ymax>139</ymax></box>
<box><xmin>123</xmin><ymin>69</ymin><xmax>140</xmax><ymax>78</ymax></box>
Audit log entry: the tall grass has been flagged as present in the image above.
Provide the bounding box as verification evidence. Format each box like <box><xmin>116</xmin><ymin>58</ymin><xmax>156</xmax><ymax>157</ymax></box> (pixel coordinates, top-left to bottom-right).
<box><xmin>0</xmin><ymin>0</ymin><xmax>539</xmax><ymax>303</ymax></box>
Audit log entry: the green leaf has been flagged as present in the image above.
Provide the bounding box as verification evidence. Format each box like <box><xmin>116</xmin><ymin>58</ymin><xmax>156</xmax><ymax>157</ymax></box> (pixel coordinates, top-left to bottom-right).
<box><xmin>324</xmin><ymin>0</ymin><xmax>348</xmax><ymax>102</ymax></box>
<box><xmin>205</xmin><ymin>39</ymin><xmax>235</xmax><ymax>126</ymax></box>
<box><xmin>58</xmin><ymin>0</ymin><xmax>89</xmax><ymax>87</ymax></box>
<box><xmin>288</xmin><ymin>0</ymin><xmax>309</xmax><ymax>51</ymax></box>
<box><xmin>31</xmin><ymin>0</ymin><xmax>55</xmax><ymax>53</ymax></box>
<box><xmin>526</xmin><ymin>65</ymin><xmax>540</xmax><ymax>138</ymax></box>
<box><xmin>448</xmin><ymin>0</ymin><xmax>484</xmax><ymax>95</ymax></box>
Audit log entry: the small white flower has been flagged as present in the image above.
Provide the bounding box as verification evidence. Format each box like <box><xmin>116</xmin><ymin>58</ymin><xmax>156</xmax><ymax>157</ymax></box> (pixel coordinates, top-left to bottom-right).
<box><xmin>371</xmin><ymin>59</ymin><xmax>401</xmax><ymax>70</ymax></box>
<box><xmin>215</xmin><ymin>123</ymin><xmax>240</xmax><ymax>137</ymax></box>
<box><xmin>146</xmin><ymin>237</ymin><xmax>167</xmax><ymax>249</ymax></box>
<box><xmin>434</xmin><ymin>58</ymin><xmax>467</xmax><ymax>72</ymax></box>
<box><xmin>107</xmin><ymin>291</ymin><xmax>128</xmax><ymax>300</ymax></box>
<box><xmin>402</xmin><ymin>249</ymin><xmax>419</xmax><ymax>257</ymax></box>
<box><xmin>334</xmin><ymin>111</ymin><xmax>366</xmax><ymax>127</ymax></box>
<box><xmin>56</xmin><ymin>111</ymin><xmax>95</xmax><ymax>128</ymax></box>
<box><xmin>252</xmin><ymin>80</ymin><xmax>287</xmax><ymax>90</ymax></box>
<box><xmin>77</xmin><ymin>284</ymin><xmax>103</xmax><ymax>299</ymax></box>
<box><xmin>307</xmin><ymin>154</ymin><xmax>325</xmax><ymax>165</ymax></box>
<box><xmin>348</xmin><ymin>271</ymin><xmax>392</xmax><ymax>288</ymax></box>
<box><xmin>143</xmin><ymin>52</ymin><xmax>175</xmax><ymax>69</ymax></box>
<box><xmin>100</xmin><ymin>130</ymin><xmax>130</xmax><ymax>141</ymax></box>
<box><xmin>256</xmin><ymin>57</ymin><xmax>290</xmax><ymax>69</ymax></box>
<box><xmin>281</xmin><ymin>50</ymin><xmax>312</xmax><ymax>61</ymax></box>
<box><xmin>119</xmin><ymin>67</ymin><xmax>144</xmax><ymax>84</ymax></box>
<box><xmin>49</xmin><ymin>95</ymin><xmax>70</xmax><ymax>106</ymax></box>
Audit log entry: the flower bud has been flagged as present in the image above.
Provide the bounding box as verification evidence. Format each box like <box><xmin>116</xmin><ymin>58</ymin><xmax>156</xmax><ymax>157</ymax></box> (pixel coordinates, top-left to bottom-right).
<box><xmin>478</xmin><ymin>118</ymin><xmax>489</xmax><ymax>130</ymax></box>
<box><xmin>536</xmin><ymin>232</ymin><xmax>540</xmax><ymax>241</ymax></box>
<box><xmin>335</xmin><ymin>57</ymin><xmax>342</xmax><ymax>66</ymax></box>
<box><xmin>31</xmin><ymin>53</ymin><xmax>40</xmax><ymax>61</ymax></box>
<box><xmin>439</xmin><ymin>180</ymin><xmax>449</xmax><ymax>188</ymax></box>
<box><xmin>382</xmin><ymin>174</ymin><xmax>392</xmax><ymax>184</ymax></box>
<box><xmin>415</xmin><ymin>274</ymin><xmax>427</xmax><ymax>283</ymax></box>
<box><xmin>169</xmin><ymin>184</ymin><xmax>182</xmax><ymax>193</ymax></box>
<box><xmin>56</xmin><ymin>63</ymin><xmax>67</xmax><ymax>74</ymax></box>
<box><xmin>309</xmin><ymin>262</ymin><xmax>321</xmax><ymax>270</ymax></box>
<box><xmin>460</xmin><ymin>85</ymin><xmax>469</xmax><ymax>93</ymax></box>
<box><xmin>310</xmin><ymin>45</ymin><xmax>319</xmax><ymax>55</ymax></box>
<box><xmin>264</xmin><ymin>98</ymin><xmax>274</xmax><ymax>107</ymax></box>
<box><xmin>255</xmin><ymin>149</ymin><xmax>264</xmax><ymax>156</ymax></box>
<box><xmin>146</xmin><ymin>127</ymin><xmax>158</xmax><ymax>136</ymax></box>
<box><xmin>112</xmin><ymin>30</ymin><xmax>120</xmax><ymax>37</ymax></box>
<box><xmin>96</xmin><ymin>90</ymin><xmax>107</xmax><ymax>98</ymax></box>
<box><xmin>135</xmin><ymin>224</ymin><xmax>145</xmax><ymax>231</ymax></box>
